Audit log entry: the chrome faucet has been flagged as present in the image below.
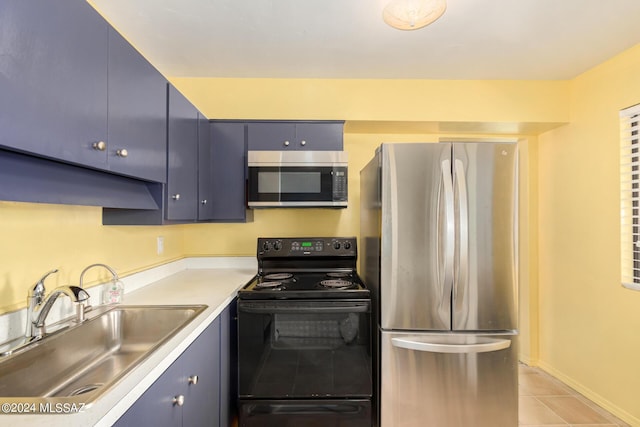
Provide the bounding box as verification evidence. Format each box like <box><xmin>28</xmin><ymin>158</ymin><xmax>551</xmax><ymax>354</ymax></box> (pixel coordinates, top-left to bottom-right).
<box><xmin>26</xmin><ymin>270</ymin><xmax>90</xmax><ymax>339</ymax></box>
<box><xmin>79</xmin><ymin>263</ymin><xmax>119</xmax><ymax>306</ymax></box>
<box><xmin>79</xmin><ymin>263</ymin><xmax>119</xmax><ymax>287</ymax></box>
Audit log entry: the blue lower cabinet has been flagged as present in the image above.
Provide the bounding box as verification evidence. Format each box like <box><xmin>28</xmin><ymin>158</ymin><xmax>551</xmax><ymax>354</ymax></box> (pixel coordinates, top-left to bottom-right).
<box><xmin>182</xmin><ymin>317</ymin><xmax>220</xmax><ymax>427</ymax></box>
<box><xmin>114</xmin><ymin>307</ymin><xmax>231</xmax><ymax>427</ymax></box>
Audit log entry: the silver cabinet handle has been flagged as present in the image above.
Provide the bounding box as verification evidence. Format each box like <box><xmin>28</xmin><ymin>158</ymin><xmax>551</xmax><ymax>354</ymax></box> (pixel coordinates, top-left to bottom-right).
<box><xmin>201</xmin><ymin>199</ymin><xmax>207</xmax><ymax>205</ymax></box>
<box><xmin>92</xmin><ymin>141</ymin><xmax>106</xmax><ymax>151</ymax></box>
<box><xmin>173</xmin><ymin>395</ymin><xmax>185</xmax><ymax>406</ymax></box>
<box><xmin>116</xmin><ymin>148</ymin><xmax>128</xmax><ymax>158</ymax></box>
<box><xmin>172</xmin><ymin>194</ymin><xmax>181</xmax><ymax>201</ymax></box>
<box><xmin>391</xmin><ymin>337</ymin><xmax>511</xmax><ymax>354</ymax></box>
<box><xmin>300</xmin><ymin>140</ymin><xmax>306</xmax><ymax>146</ymax></box>
<box><xmin>188</xmin><ymin>375</ymin><xmax>199</xmax><ymax>385</ymax></box>
<box><xmin>284</xmin><ymin>140</ymin><xmax>290</xmax><ymax>146</ymax></box>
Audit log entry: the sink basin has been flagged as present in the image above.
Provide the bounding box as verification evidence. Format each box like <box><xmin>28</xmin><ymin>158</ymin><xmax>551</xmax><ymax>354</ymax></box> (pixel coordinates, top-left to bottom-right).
<box><xmin>0</xmin><ymin>304</ymin><xmax>207</xmax><ymax>403</ymax></box>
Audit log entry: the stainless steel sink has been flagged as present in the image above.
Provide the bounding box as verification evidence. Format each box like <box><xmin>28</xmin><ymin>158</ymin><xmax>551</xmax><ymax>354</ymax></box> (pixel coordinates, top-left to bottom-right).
<box><xmin>0</xmin><ymin>304</ymin><xmax>207</xmax><ymax>404</ymax></box>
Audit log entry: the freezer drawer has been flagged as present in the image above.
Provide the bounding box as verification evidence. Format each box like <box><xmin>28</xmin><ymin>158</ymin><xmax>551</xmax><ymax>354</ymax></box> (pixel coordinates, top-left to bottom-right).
<box><xmin>380</xmin><ymin>331</ymin><xmax>518</xmax><ymax>427</ymax></box>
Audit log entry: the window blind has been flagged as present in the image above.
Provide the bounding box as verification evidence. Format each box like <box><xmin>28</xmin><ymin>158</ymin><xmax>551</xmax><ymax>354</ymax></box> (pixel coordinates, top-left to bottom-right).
<box><xmin>620</xmin><ymin>103</ymin><xmax>640</xmax><ymax>291</ymax></box>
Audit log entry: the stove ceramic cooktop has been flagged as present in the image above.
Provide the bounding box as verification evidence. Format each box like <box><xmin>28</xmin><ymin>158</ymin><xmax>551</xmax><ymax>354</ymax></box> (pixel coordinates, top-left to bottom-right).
<box><xmin>239</xmin><ymin>271</ymin><xmax>369</xmax><ymax>300</ymax></box>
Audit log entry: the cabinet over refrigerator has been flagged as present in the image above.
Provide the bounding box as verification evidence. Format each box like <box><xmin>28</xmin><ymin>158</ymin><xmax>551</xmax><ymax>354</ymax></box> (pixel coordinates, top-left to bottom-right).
<box><xmin>360</xmin><ymin>142</ymin><xmax>519</xmax><ymax>427</ymax></box>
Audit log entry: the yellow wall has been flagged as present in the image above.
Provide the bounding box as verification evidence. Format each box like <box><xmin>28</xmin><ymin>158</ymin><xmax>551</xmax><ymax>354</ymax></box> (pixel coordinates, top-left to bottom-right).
<box><xmin>0</xmin><ymin>202</ymin><xmax>185</xmax><ymax>313</ymax></box>
<box><xmin>537</xmin><ymin>43</ymin><xmax>640</xmax><ymax>425</ymax></box>
<box><xmin>170</xmin><ymin>78</ymin><xmax>568</xmax><ymax>124</ymax></box>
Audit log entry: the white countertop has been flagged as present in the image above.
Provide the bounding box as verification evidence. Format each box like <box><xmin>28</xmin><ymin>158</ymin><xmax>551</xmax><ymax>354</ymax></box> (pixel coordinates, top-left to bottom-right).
<box><xmin>0</xmin><ymin>258</ymin><xmax>257</xmax><ymax>427</ymax></box>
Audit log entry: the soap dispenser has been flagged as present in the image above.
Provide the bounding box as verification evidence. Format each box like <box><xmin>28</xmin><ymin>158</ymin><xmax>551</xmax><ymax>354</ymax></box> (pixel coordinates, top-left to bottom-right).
<box><xmin>102</xmin><ymin>279</ymin><xmax>124</xmax><ymax>304</ymax></box>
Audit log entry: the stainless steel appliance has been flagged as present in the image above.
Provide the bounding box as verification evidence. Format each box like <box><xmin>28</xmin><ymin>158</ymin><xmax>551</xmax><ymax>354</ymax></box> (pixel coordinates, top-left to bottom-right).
<box><xmin>237</xmin><ymin>237</ymin><xmax>372</xmax><ymax>427</ymax></box>
<box><xmin>247</xmin><ymin>151</ymin><xmax>348</xmax><ymax>208</ymax></box>
<box><xmin>360</xmin><ymin>142</ymin><xmax>518</xmax><ymax>427</ymax></box>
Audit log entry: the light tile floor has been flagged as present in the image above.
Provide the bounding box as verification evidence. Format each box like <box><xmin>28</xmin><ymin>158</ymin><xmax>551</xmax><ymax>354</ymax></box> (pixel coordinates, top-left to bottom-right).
<box><xmin>519</xmin><ymin>364</ymin><xmax>630</xmax><ymax>426</ymax></box>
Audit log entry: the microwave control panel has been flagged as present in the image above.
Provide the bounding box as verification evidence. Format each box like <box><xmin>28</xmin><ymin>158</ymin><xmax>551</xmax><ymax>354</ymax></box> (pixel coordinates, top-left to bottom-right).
<box><xmin>332</xmin><ymin>168</ymin><xmax>348</xmax><ymax>201</ymax></box>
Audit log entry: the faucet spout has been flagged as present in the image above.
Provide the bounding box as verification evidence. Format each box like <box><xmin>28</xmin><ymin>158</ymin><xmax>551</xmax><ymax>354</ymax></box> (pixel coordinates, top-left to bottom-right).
<box><xmin>25</xmin><ymin>269</ymin><xmax>58</xmax><ymax>338</ymax></box>
<box><xmin>30</xmin><ymin>286</ymin><xmax>90</xmax><ymax>337</ymax></box>
<box><xmin>79</xmin><ymin>263</ymin><xmax>119</xmax><ymax>288</ymax></box>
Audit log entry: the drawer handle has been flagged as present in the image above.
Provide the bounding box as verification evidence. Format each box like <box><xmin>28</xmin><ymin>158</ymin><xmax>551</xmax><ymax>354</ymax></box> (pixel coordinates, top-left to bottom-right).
<box><xmin>300</xmin><ymin>140</ymin><xmax>306</xmax><ymax>146</ymax></box>
<box><xmin>92</xmin><ymin>141</ymin><xmax>106</xmax><ymax>151</ymax></box>
<box><xmin>283</xmin><ymin>140</ymin><xmax>290</xmax><ymax>147</ymax></box>
<box><xmin>201</xmin><ymin>199</ymin><xmax>207</xmax><ymax>205</ymax></box>
<box><xmin>188</xmin><ymin>375</ymin><xmax>199</xmax><ymax>385</ymax></box>
<box><xmin>173</xmin><ymin>395</ymin><xmax>185</xmax><ymax>407</ymax></box>
<box><xmin>172</xmin><ymin>194</ymin><xmax>181</xmax><ymax>201</ymax></box>
<box><xmin>116</xmin><ymin>148</ymin><xmax>128</xmax><ymax>158</ymax></box>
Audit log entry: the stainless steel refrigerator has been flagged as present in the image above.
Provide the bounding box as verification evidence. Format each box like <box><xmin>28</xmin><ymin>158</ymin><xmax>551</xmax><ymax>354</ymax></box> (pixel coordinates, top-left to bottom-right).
<box><xmin>360</xmin><ymin>142</ymin><xmax>518</xmax><ymax>427</ymax></box>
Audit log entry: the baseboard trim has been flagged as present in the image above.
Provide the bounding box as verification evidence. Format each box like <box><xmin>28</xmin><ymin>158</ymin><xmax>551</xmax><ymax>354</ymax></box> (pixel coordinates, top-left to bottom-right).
<box><xmin>537</xmin><ymin>361</ymin><xmax>640</xmax><ymax>427</ymax></box>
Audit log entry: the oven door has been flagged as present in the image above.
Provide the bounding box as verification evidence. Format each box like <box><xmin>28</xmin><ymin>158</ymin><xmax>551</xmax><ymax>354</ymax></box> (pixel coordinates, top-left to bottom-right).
<box><xmin>238</xmin><ymin>299</ymin><xmax>372</xmax><ymax>399</ymax></box>
<box><xmin>247</xmin><ymin>165</ymin><xmax>348</xmax><ymax>208</ymax></box>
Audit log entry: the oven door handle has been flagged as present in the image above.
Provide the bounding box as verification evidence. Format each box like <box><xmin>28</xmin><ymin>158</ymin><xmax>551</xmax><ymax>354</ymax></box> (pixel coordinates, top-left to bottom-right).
<box><xmin>238</xmin><ymin>304</ymin><xmax>370</xmax><ymax>314</ymax></box>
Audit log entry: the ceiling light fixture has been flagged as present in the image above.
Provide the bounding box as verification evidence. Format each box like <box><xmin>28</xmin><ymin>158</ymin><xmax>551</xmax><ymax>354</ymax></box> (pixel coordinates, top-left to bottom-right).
<box><xmin>382</xmin><ymin>0</ymin><xmax>447</xmax><ymax>31</ymax></box>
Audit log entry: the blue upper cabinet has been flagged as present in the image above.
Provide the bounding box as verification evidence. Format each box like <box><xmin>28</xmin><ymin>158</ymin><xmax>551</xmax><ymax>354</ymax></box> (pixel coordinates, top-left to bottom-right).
<box><xmin>210</xmin><ymin>122</ymin><xmax>249</xmax><ymax>222</ymax></box>
<box><xmin>0</xmin><ymin>0</ymin><xmax>168</xmax><ymax>184</ymax></box>
<box><xmin>0</xmin><ymin>0</ymin><xmax>109</xmax><ymax>169</ymax></box>
<box><xmin>247</xmin><ymin>121</ymin><xmax>344</xmax><ymax>151</ymax></box>
<box><xmin>166</xmin><ymin>85</ymin><xmax>199</xmax><ymax>221</ymax></box>
<box><xmin>107</xmin><ymin>28</ymin><xmax>167</xmax><ymax>183</ymax></box>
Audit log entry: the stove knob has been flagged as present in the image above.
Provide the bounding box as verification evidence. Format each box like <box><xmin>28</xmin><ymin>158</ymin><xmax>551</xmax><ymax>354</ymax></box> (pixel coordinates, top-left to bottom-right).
<box><xmin>333</xmin><ymin>241</ymin><xmax>341</xmax><ymax>250</ymax></box>
<box><xmin>273</xmin><ymin>241</ymin><xmax>282</xmax><ymax>251</ymax></box>
<box><xmin>344</xmin><ymin>242</ymin><xmax>351</xmax><ymax>250</ymax></box>
<box><xmin>262</xmin><ymin>242</ymin><xmax>270</xmax><ymax>251</ymax></box>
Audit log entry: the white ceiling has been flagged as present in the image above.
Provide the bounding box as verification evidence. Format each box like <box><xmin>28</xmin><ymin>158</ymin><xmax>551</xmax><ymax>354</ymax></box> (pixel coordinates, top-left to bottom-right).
<box><xmin>89</xmin><ymin>0</ymin><xmax>640</xmax><ymax>80</ymax></box>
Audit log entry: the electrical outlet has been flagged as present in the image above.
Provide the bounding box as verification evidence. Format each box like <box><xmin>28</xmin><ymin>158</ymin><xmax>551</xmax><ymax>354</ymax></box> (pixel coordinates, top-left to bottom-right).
<box><xmin>157</xmin><ymin>236</ymin><xmax>164</xmax><ymax>255</ymax></box>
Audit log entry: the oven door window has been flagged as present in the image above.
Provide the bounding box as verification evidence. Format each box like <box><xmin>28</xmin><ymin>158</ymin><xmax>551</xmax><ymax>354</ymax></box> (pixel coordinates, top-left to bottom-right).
<box><xmin>248</xmin><ymin>166</ymin><xmax>338</xmax><ymax>202</ymax></box>
<box><xmin>238</xmin><ymin>300</ymin><xmax>372</xmax><ymax>399</ymax></box>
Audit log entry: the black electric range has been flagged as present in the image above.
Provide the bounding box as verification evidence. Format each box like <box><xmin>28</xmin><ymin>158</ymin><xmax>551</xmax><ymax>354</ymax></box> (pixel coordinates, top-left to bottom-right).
<box><xmin>237</xmin><ymin>237</ymin><xmax>372</xmax><ymax>427</ymax></box>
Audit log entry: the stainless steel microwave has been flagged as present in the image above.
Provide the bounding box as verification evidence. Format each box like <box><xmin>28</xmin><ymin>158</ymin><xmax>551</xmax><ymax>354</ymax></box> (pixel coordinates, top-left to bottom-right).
<box><xmin>247</xmin><ymin>151</ymin><xmax>348</xmax><ymax>208</ymax></box>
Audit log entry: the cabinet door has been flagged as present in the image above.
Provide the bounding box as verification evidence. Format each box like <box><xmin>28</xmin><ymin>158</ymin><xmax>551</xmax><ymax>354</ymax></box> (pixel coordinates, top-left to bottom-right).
<box><xmin>114</xmin><ymin>318</ymin><xmax>223</xmax><ymax>427</ymax></box>
<box><xmin>247</xmin><ymin>122</ymin><xmax>296</xmax><ymax>150</ymax></box>
<box><xmin>166</xmin><ymin>85</ymin><xmax>198</xmax><ymax>221</ymax></box>
<box><xmin>182</xmin><ymin>318</ymin><xmax>221</xmax><ymax>427</ymax></box>
<box><xmin>0</xmin><ymin>0</ymin><xmax>108</xmax><ymax>168</ymax></box>
<box><xmin>210</xmin><ymin>122</ymin><xmax>248</xmax><ymax>221</ymax></box>
<box><xmin>295</xmin><ymin>122</ymin><xmax>343</xmax><ymax>151</ymax></box>
<box><xmin>113</xmin><ymin>357</ymin><xmax>183</xmax><ymax>427</ymax></box>
<box><xmin>107</xmin><ymin>28</ymin><xmax>167</xmax><ymax>183</ymax></box>
<box><xmin>197</xmin><ymin>113</ymin><xmax>215</xmax><ymax>220</ymax></box>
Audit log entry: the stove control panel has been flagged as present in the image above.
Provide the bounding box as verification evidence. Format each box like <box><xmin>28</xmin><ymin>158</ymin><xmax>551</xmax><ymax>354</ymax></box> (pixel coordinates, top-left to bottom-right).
<box><xmin>258</xmin><ymin>237</ymin><xmax>357</xmax><ymax>257</ymax></box>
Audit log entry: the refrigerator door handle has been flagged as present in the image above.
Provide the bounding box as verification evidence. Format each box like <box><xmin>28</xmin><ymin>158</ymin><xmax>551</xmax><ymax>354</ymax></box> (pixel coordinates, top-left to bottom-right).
<box><xmin>454</xmin><ymin>158</ymin><xmax>469</xmax><ymax>309</ymax></box>
<box><xmin>388</xmin><ymin>145</ymin><xmax>400</xmax><ymax>304</ymax></box>
<box><xmin>391</xmin><ymin>337</ymin><xmax>511</xmax><ymax>354</ymax></box>
<box><xmin>441</xmin><ymin>159</ymin><xmax>455</xmax><ymax>309</ymax></box>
